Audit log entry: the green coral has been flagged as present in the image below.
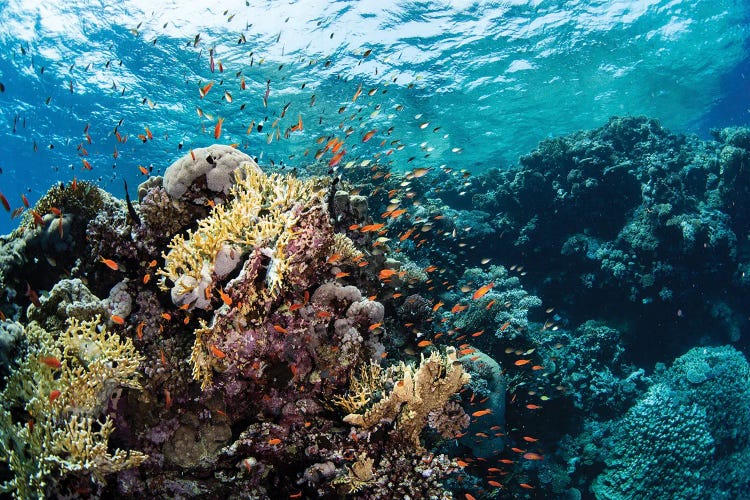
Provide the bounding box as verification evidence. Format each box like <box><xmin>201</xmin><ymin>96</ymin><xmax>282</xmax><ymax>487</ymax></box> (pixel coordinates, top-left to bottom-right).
<box><xmin>0</xmin><ymin>316</ymin><xmax>146</xmax><ymax>499</ymax></box>
<box><xmin>17</xmin><ymin>180</ymin><xmax>105</xmax><ymax>235</ymax></box>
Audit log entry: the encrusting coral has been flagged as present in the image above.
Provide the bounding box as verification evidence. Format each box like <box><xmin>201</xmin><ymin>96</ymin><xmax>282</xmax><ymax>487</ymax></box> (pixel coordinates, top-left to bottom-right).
<box><xmin>344</xmin><ymin>347</ymin><xmax>470</xmax><ymax>451</ymax></box>
<box><xmin>0</xmin><ymin>316</ymin><xmax>146</xmax><ymax>499</ymax></box>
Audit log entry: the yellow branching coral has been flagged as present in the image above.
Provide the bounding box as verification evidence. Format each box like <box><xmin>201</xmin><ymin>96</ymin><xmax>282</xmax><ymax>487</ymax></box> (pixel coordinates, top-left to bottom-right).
<box><xmin>0</xmin><ymin>316</ymin><xmax>146</xmax><ymax>499</ymax></box>
<box><xmin>332</xmin><ymin>453</ymin><xmax>376</xmax><ymax>494</ymax></box>
<box><xmin>331</xmin><ymin>232</ymin><xmax>364</xmax><ymax>264</ymax></box>
<box><xmin>158</xmin><ymin>165</ymin><xmax>327</xmax><ymax>307</ymax></box>
<box><xmin>190</xmin><ymin>319</ymin><xmax>219</xmax><ymax>389</ymax></box>
<box><xmin>343</xmin><ymin>347</ymin><xmax>470</xmax><ymax>451</ymax></box>
<box><xmin>332</xmin><ymin>361</ymin><xmax>383</xmax><ymax>414</ymax></box>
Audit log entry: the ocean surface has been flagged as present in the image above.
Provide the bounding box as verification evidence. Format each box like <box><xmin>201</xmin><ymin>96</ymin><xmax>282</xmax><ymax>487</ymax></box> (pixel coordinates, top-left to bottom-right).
<box><xmin>0</xmin><ymin>0</ymin><xmax>748</xmax><ymax>233</ymax></box>
<box><xmin>1</xmin><ymin>1</ymin><xmax>750</xmax><ymax>499</ymax></box>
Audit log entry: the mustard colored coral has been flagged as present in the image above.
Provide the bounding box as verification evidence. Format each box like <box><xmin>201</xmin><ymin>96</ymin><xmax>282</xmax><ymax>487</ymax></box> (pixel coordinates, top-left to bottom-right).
<box><xmin>0</xmin><ymin>316</ymin><xmax>146</xmax><ymax>499</ymax></box>
<box><xmin>343</xmin><ymin>347</ymin><xmax>470</xmax><ymax>451</ymax></box>
<box><xmin>158</xmin><ymin>165</ymin><xmax>327</xmax><ymax>309</ymax></box>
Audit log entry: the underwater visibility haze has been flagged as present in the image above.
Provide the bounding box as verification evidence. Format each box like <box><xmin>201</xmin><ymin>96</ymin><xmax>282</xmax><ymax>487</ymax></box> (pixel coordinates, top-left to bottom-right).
<box><xmin>0</xmin><ymin>0</ymin><xmax>749</xmax><ymax>498</ymax></box>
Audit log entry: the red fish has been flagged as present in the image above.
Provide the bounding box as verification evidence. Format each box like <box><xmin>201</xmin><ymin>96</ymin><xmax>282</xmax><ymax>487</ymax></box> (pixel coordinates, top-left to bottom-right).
<box><xmin>99</xmin><ymin>256</ymin><xmax>119</xmax><ymax>271</ymax></box>
<box><xmin>209</xmin><ymin>344</ymin><xmax>226</xmax><ymax>359</ymax></box>
<box><xmin>362</xmin><ymin>129</ymin><xmax>377</xmax><ymax>142</ymax></box>
<box><xmin>329</xmin><ymin>149</ymin><xmax>345</xmax><ymax>167</ymax></box>
<box><xmin>0</xmin><ymin>192</ymin><xmax>10</xmax><ymax>212</ymax></box>
<box><xmin>361</xmin><ymin>223</ymin><xmax>385</xmax><ymax>232</ymax></box>
<box><xmin>214</xmin><ymin>117</ymin><xmax>224</xmax><ymax>139</ymax></box>
<box><xmin>218</xmin><ymin>288</ymin><xmax>232</xmax><ymax>306</ymax></box>
<box><xmin>472</xmin><ymin>282</ymin><xmax>494</xmax><ymax>300</ymax></box>
<box><xmin>40</xmin><ymin>356</ymin><xmax>61</xmax><ymax>369</ymax></box>
<box><xmin>25</xmin><ymin>283</ymin><xmax>40</xmax><ymax>307</ymax></box>
<box><xmin>199</xmin><ymin>81</ymin><xmax>214</xmax><ymax>98</ymax></box>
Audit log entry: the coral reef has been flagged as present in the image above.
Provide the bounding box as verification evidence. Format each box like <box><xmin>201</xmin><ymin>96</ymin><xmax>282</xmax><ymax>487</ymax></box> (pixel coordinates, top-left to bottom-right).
<box><xmin>344</xmin><ymin>347</ymin><xmax>470</xmax><ymax>451</ymax></box>
<box><xmin>428</xmin><ymin>117</ymin><xmax>750</xmax><ymax>360</ymax></box>
<box><xmin>158</xmin><ymin>164</ymin><xmax>328</xmax><ymax>311</ymax></box>
<box><xmin>4</xmin><ymin>116</ymin><xmax>748</xmax><ymax>499</ymax></box>
<box><xmin>0</xmin><ymin>316</ymin><xmax>146</xmax><ymax>498</ymax></box>
<box><xmin>592</xmin><ymin>346</ymin><xmax>750</xmax><ymax>498</ymax></box>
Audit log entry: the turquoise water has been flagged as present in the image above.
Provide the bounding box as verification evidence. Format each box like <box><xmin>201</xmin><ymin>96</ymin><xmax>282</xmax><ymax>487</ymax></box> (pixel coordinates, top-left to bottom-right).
<box><xmin>0</xmin><ymin>0</ymin><xmax>747</xmax><ymax>233</ymax></box>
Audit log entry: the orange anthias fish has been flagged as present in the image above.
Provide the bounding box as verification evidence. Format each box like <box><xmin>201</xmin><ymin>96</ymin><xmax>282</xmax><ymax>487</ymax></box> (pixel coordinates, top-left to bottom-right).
<box><xmin>472</xmin><ymin>409</ymin><xmax>492</xmax><ymax>417</ymax></box>
<box><xmin>514</xmin><ymin>359</ymin><xmax>532</xmax><ymax>366</ymax></box>
<box><xmin>329</xmin><ymin>149</ymin><xmax>345</xmax><ymax>167</ymax></box>
<box><xmin>209</xmin><ymin>344</ymin><xmax>226</xmax><ymax>359</ymax></box>
<box><xmin>214</xmin><ymin>117</ymin><xmax>224</xmax><ymax>140</ymax></box>
<box><xmin>39</xmin><ymin>356</ymin><xmax>61</xmax><ymax>369</ymax></box>
<box><xmin>326</xmin><ymin>253</ymin><xmax>342</xmax><ymax>264</ymax></box>
<box><xmin>362</xmin><ymin>129</ymin><xmax>377</xmax><ymax>142</ymax></box>
<box><xmin>451</xmin><ymin>304</ymin><xmax>469</xmax><ymax>314</ymax></box>
<box><xmin>218</xmin><ymin>288</ymin><xmax>232</xmax><ymax>306</ymax></box>
<box><xmin>378</xmin><ymin>269</ymin><xmax>401</xmax><ymax>280</ymax></box>
<box><xmin>399</xmin><ymin>227</ymin><xmax>415</xmax><ymax>241</ymax></box>
<box><xmin>472</xmin><ymin>282</ymin><xmax>495</xmax><ymax>300</ymax></box>
<box><xmin>360</xmin><ymin>223</ymin><xmax>385</xmax><ymax>232</ymax></box>
<box><xmin>199</xmin><ymin>81</ymin><xmax>214</xmax><ymax>98</ymax></box>
<box><xmin>99</xmin><ymin>256</ymin><xmax>119</xmax><ymax>271</ymax></box>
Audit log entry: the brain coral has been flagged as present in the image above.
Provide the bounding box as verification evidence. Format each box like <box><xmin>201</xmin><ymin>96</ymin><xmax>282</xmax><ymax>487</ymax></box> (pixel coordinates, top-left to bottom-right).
<box><xmin>162</xmin><ymin>144</ymin><xmax>260</xmax><ymax>200</ymax></box>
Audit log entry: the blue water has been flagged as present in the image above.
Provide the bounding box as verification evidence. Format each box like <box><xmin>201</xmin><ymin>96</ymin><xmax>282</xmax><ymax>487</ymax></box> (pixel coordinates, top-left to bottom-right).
<box><xmin>0</xmin><ymin>0</ymin><xmax>748</xmax><ymax>235</ymax></box>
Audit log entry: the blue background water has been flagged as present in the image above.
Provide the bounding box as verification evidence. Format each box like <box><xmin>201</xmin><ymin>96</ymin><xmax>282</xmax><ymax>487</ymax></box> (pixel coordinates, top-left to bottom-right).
<box><xmin>0</xmin><ymin>0</ymin><xmax>748</xmax><ymax>234</ymax></box>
